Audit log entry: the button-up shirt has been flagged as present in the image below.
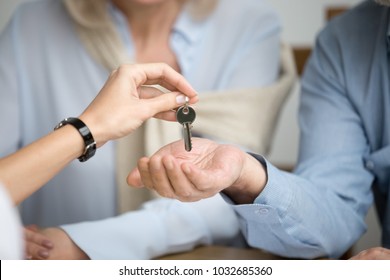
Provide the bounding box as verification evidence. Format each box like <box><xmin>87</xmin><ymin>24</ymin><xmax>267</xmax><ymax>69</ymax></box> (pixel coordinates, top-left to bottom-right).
<box><xmin>234</xmin><ymin>1</ymin><xmax>390</xmax><ymax>258</ymax></box>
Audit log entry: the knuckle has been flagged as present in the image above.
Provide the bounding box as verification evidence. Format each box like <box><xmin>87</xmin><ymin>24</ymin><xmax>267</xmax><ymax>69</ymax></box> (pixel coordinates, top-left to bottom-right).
<box><xmin>177</xmin><ymin>189</ymin><xmax>192</xmax><ymax>199</ymax></box>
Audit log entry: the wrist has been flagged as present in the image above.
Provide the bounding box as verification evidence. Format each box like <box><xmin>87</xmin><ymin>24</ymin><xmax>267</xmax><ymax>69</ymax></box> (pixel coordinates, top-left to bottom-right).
<box><xmin>224</xmin><ymin>153</ymin><xmax>267</xmax><ymax>204</ymax></box>
<box><xmin>78</xmin><ymin>114</ymin><xmax>107</xmax><ymax>148</ymax></box>
<box><xmin>54</xmin><ymin>118</ymin><xmax>96</xmax><ymax>162</ymax></box>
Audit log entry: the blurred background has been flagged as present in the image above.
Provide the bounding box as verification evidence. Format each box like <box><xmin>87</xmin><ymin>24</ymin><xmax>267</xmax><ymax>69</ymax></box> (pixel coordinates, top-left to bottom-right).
<box><xmin>0</xmin><ymin>0</ymin><xmax>380</xmax><ymax>256</ymax></box>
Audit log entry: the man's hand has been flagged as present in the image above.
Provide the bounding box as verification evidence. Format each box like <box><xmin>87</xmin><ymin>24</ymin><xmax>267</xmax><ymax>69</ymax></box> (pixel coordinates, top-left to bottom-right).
<box><xmin>350</xmin><ymin>247</ymin><xmax>390</xmax><ymax>260</ymax></box>
<box><xmin>127</xmin><ymin>138</ymin><xmax>267</xmax><ymax>203</ymax></box>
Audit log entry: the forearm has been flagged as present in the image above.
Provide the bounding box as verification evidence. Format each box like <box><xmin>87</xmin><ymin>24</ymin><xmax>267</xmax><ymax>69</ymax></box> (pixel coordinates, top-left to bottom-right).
<box><xmin>231</xmin><ymin>158</ymin><xmax>372</xmax><ymax>259</ymax></box>
<box><xmin>0</xmin><ymin>125</ymin><xmax>84</xmax><ymax>204</ymax></box>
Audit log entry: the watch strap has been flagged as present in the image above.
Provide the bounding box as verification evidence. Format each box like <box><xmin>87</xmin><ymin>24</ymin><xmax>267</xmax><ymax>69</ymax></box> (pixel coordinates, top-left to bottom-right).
<box><xmin>54</xmin><ymin>117</ymin><xmax>96</xmax><ymax>162</ymax></box>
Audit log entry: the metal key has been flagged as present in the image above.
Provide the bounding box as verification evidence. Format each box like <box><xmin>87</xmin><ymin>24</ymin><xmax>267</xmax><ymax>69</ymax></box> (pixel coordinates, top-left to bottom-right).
<box><xmin>176</xmin><ymin>100</ymin><xmax>196</xmax><ymax>152</ymax></box>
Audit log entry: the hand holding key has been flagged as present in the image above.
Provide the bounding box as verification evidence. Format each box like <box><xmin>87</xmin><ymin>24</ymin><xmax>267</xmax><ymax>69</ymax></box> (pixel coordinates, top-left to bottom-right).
<box><xmin>176</xmin><ymin>98</ymin><xmax>196</xmax><ymax>151</ymax></box>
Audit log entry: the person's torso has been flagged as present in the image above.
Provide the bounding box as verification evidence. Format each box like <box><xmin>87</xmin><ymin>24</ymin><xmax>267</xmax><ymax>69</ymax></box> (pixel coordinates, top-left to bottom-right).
<box><xmin>1</xmin><ymin>0</ymin><xmax>278</xmax><ymax>226</ymax></box>
<box><xmin>323</xmin><ymin>1</ymin><xmax>390</xmax><ymax>246</ymax></box>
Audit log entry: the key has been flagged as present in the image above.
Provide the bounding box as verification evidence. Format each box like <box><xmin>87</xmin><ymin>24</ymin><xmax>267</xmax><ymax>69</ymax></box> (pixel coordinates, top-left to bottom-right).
<box><xmin>176</xmin><ymin>100</ymin><xmax>196</xmax><ymax>152</ymax></box>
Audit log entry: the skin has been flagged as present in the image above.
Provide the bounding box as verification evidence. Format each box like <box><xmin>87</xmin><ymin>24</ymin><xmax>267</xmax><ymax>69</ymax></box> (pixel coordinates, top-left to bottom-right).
<box><xmin>24</xmin><ymin>137</ymin><xmax>267</xmax><ymax>260</ymax></box>
<box><xmin>26</xmin><ymin>0</ymin><xmax>390</xmax><ymax>261</ymax></box>
<box><xmin>23</xmin><ymin>0</ymin><xmax>190</xmax><ymax>260</ymax></box>
<box><xmin>128</xmin><ymin>138</ymin><xmax>267</xmax><ymax>204</ymax></box>
<box><xmin>0</xmin><ymin>62</ymin><xmax>198</xmax><ymax>260</ymax></box>
<box><xmin>129</xmin><ymin>140</ymin><xmax>390</xmax><ymax>260</ymax></box>
<box><xmin>0</xmin><ymin>63</ymin><xmax>197</xmax><ymax>205</ymax></box>
<box><xmin>112</xmin><ymin>0</ymin><xmax>184</xmax><ymax>71</ymax></box>
<box><xmin>349</xmin><ymin>247</ymin><xmax>390</xmax><ymax>260</ymax></box>
<box><xmin>127</xmin><ymin>0</ymin><xmax>390</xmax><ymax>259</ymax></box>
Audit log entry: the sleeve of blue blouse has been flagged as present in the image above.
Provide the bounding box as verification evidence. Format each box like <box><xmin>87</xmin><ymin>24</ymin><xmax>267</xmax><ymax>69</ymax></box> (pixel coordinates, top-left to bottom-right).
<box><xmin>229</xmin><ymin>27</ymin><xmax>375</xmax><ymax>259</ymax></box>
<box><xmin>0</xmin><ymin>15</ymin><xmax>21</xmax><ymax>157</ymax></box>
<box><xmin>61</xmin><ymin>194</ymin><xmax>241</xmax><ymax>259</ymax></box>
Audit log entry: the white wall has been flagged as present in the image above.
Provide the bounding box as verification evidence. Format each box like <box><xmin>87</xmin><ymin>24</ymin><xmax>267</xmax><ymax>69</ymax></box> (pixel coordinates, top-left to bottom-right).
<box><xmin>0</xmin><ymin>0</ymin><xmax>380</xmax><ymax>256</ymax></box>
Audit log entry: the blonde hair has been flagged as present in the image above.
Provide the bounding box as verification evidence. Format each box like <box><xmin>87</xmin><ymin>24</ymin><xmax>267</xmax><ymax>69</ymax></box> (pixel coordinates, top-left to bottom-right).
<box><xmin>63</xmin><ymin>0</ymin><xmax>218</xmax><ymax>70</ymax></box>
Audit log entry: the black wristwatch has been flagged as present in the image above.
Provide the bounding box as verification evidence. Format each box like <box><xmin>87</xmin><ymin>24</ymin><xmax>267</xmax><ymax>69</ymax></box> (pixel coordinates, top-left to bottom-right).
<box><xmin>54</xmin><ymin>117</ymin><xmax>96</xmax><ymax>162</ymax></box>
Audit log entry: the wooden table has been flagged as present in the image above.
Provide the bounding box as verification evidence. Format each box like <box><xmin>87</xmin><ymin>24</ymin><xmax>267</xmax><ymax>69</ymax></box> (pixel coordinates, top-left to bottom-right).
<box><xmin>157</xmin><ymin>246</ymin><xmax>285</xmax><ymax>260</ymax></box>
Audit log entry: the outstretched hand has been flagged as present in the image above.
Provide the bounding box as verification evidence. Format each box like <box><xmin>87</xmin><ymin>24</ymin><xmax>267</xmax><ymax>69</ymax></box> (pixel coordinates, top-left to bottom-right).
<box><xmin>127</xmin><ymin>138</ymin><xmax>260</xmax><ymax>202</ymax></box>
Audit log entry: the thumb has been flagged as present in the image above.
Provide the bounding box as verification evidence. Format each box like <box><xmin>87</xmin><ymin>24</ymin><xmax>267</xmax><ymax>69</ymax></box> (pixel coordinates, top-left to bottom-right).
<box><xmin>146</xmin><ymin>92</ymin><xmax>188</xmax><ymax>116</ymax></box>
<box><xmin>127</xmin><ymin>167</ymin><xmax>144</xmax><ymax>188</ymax></box>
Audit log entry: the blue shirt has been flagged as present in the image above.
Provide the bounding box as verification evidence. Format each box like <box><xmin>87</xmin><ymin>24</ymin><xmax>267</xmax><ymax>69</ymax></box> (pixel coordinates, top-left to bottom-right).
<box><xmin>0</xmin><ymin>0</ymin><xmax>280</xmax><ymax>242</ymax></box>
<box><xmin>233</xmin><ymin>1</ymin><xmax>390</xmax><ymax>259</ymax></box>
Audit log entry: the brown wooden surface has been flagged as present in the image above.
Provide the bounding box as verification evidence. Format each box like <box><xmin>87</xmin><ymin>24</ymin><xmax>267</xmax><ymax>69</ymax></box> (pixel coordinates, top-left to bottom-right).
<box><xmin>292</xmin><ymin>47</ymin><xmax>312</xmax><ymax>76</ymax></box>
<box><xmin>157</xmin><ymin>246</ymin><xmax>285</xmax><ymax>260</ymax></box>
<box><xmin>325</xmin><ymin>7</ymin><xmax>348</xmax><ymax>21</ymax></box>
<box><xmin>291</xmin><ymin>7</ymin><xmax>348</xmax><ymax>78</ymax></box>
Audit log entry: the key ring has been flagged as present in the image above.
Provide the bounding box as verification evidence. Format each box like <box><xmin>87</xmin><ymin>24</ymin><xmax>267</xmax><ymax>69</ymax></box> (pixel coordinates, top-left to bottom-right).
<box><xmin>182</xmin><ymin>97</ymin><xmax>190</xmax><ymax>114</ymax></box>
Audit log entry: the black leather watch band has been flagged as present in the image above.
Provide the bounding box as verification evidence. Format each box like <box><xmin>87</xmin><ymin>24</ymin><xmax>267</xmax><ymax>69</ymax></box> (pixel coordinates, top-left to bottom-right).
<box><xmin>54</xmin><ymin>117</ymin><xmax>96</xmax><ymax>162</ymax></box>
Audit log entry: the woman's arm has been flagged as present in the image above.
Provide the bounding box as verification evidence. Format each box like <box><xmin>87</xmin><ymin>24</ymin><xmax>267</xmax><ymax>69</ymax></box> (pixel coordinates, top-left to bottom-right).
<box><xmin>0</xmin><ymin>63</ymin><xmax>198</xmax><ymax>205</ymax></box>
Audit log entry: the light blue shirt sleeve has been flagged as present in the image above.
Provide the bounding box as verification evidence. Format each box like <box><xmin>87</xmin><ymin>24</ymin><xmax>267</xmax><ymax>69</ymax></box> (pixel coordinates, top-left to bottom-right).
<box><xmin>62</xmin><ymin>195</ymin><xmax>241</xmax><ymax>259</ymax></box>
<box><xmin>229</xmin><ymin>24</ymin><xmax>375</xmax><ymax>259</ymax></box>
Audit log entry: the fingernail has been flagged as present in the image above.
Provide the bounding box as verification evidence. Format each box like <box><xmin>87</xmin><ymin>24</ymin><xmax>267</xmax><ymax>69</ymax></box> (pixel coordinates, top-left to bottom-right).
<box><xmin>176</xmin><ymin>94</ymin><xmax>186</xmax><ymax>104</ymax></box>
<box><xmin>38</xmin><ymin>250</ymin><xmax>49</xmax><ymax>259</ymax></box>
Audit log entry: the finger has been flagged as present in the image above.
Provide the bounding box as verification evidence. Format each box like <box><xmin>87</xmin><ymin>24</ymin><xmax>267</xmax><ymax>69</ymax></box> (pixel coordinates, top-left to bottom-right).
<box><xmin>181</xmin><ymin>162</ymin><xmax>221</xmax><ymax>196</ymax></box>
<box><xmin>138</xmin><ymin>86</ymin><xmax>197</xmax><ymax>120</ymax></box>
<box><xmin>138</xmin><ymin>86</ymin><xmax>199</xmax><ymax>106</ymax></box>
<box><xmin>130</xmin><ymin>63</ymin><xmax>198</xmax><ymax>98</ymax></box>
<box><xmin>25</xmin><ymin>224</ymin><xmax>39</xmax><ymax>232</ymax></box>
<box><xmin>24</xmin><ymin>229</ymin><xmax>53</xmax><ymax>260</ymax></box>
<box><xmin>25</xmin><ymin>228</ymin><xmax>54</xmax><ymax>249</ymax></box>
<box><xmin>25</xmin><ymin>241</ymin><xmax>51</xmax><ymax>260</ymax></box>
<box><xmin>153</xmin><ymin>111</ymin><xmax>177</xmax><ymax>121</ymax></box>
<box><xmin>139</xmin><ymin>85</ymin><xmax>199</xmax><ymax>104</ymax></box>
<box><xmin>139</xmin><ymin>85</ymin><xmax>198</xmax><ymax>106</ymax></box>
<box><xmin>162</xmin><ymin>155</ymin><xmax>201</xmax><ymax>201</ymax></box>
<box><xmin>148</xmin><ymin>155</ymin><xmax>175</xmax><ymax>198</ymax></box>
<box><xmin>138</xmin><ymin>86</ymin><xmax>166</xmax><ymax>99</ymax></box>
<box><xmin>137</xmin><ymin>157</ymin><xmax>154</xmax><ymax>189</ymax></box>
<box><xmin>127</xmin><ymin>167</ymin><xmax>144</xmax><ymax>188</ymax></box>
<box><xmin>143</xmin><ymin>92</ymin><xmax>198</xmax><ymax>119</ymax></box>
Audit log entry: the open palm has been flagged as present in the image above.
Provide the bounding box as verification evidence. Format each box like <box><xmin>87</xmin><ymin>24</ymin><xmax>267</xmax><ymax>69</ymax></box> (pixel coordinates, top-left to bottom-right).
<box><xmin>127</xmin><ymin>138</ymin><xmax>246</xmax><ymax>202</ymax></box>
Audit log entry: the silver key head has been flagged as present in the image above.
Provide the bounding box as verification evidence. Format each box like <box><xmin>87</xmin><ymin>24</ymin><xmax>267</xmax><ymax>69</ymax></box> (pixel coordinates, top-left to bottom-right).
<box><xmin>176</xmin><ymin>105</ymin><xmax>196</xmax><ymax>152</ymax></box>
<box><xmin>176</xmin><ymin>106</ymin><xmax>196</xmax><ymax>124</ymax></box>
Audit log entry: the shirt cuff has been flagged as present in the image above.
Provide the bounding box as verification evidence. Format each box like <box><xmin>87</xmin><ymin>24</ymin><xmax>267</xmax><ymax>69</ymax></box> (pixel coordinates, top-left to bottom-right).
<box><xmin>249</xmin><ymin>154</ymin><xmax>293</xmax><ymax>215</ymax></box>
<box><xmin>221</xmin><ymin>153</ymin><xmax>293</xmax><ymax>219</ymax></box>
